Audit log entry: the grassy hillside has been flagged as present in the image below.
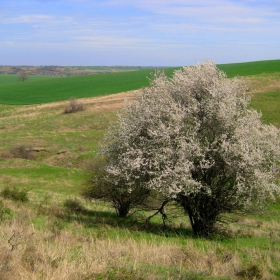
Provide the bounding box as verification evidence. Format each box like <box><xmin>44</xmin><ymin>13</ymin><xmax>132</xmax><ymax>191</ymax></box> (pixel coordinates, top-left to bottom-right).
<box><xmin>0</xmin><ymin>59</ymin><xmax>279</xmax><ymax>105</ymax></box>
<box><xmin>0</xmin><ymin>91</ymin><xmax>279</xmax><ymax>279</ymax></box>
<box><xmin>0</xmin><ymin>68</ymin><xmax>176</xmax><ymax>105</ymax></box>
<box><xmin>250</xmin><ymin>90</ymin><xmax>280</xmax><ymax>127</ymax></box>
<box><xmin>217</xmin><ymin>59</ymin><xmax>280</xmax><ymax>77</ymax></box>
<box><xmin>0</xmin><ymin>62</ymin><xmax>279</xmax><ymax>279</ymax></box>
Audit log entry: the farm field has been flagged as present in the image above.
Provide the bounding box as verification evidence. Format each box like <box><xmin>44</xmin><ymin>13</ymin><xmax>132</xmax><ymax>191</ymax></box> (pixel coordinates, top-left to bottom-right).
<box><xmin>0</xmin><ymin>68</ymin><xmax>176</xmax><ymax>105</ymax></box>
<box><xmin>1</xmin><ymin>59</ymin><xmax>280</xmax><ymax>105</ymax></box>
<box><xmin>217</xmin><ymin>59</ymin><xmax>280</xmax><ymax>77</ymax></box>
<box><xmin>0</xmin><ymin>60</ymin><xmax>279</xmax><ymax>279</ymax></box>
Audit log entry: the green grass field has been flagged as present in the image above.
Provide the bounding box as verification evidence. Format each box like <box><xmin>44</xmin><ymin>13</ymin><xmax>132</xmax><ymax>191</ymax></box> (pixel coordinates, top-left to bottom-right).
<box><xmin>0</xmin><ymin>74</ymin><xmax>58</xmax><ymax>86</ymax></box>
<box><xmin>0</xmin><ymin>68</ymin><xmax>176</xmax><ymax>105</ymax></box>
<box><xmin>1</xmin><ymin>59</ymin><xmax>279</xmax><ymax>105</ymax></box>
<box><xmin>217</xmin><ymin>59</ymin><xmax>280</xmax><ymax>77</ymax></box>
<box><xmin>0</xmin><ymin>60</ymin><xmax>279</xmax><ymax>279</ymax></box>
<box><xmin>250</xmin><ymin>90</ymin><xmax>280</xmax><ymax>126</ymax></box>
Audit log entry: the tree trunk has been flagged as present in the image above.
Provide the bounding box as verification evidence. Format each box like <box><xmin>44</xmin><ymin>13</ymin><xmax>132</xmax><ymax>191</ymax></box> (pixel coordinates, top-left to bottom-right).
<box><xmin>176</xmin><ymin>193</ymin><xmax>219</xmax><ymax>237</ymax></box>
<box><xmin>113</xmin><ymin>198</ymin><xmax>131</xmax><ymax>218</ymax></box>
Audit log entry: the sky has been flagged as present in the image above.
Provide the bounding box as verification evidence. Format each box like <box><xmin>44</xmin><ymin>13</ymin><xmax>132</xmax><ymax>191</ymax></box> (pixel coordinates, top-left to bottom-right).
<box><xmin>1</xmin><ymin>0</ymin><xmax>280</xmax><ymax>66</ymax></box>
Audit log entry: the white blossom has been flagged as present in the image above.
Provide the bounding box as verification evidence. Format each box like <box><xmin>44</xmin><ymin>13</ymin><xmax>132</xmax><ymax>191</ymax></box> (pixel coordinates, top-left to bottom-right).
<box><xmin>101</xmin><ymin>61</ymin><xmax>280</xmax><ymax>236</ymax></box>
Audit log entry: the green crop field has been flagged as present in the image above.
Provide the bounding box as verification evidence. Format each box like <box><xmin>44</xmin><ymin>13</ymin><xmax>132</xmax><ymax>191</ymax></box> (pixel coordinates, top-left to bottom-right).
<box><xmin>0</xmin><ymin>68</ymin><xmax>176</xmax><ymax>105</ymax></box>
<box><xmin>217</xmin><ymin>59</ymin><xmax>280</xmax><ymax>77</ymax></box>
<box><xmin>0</xmin><ymin>74</ymin><xmax>58</xmax><ymax>86</ymax></box>
<box><xmin>0</xmin><ymin>59</ymin><xmax>279</xmax><ymax>105</ymax></box>
<box><xmin>0</xmin><ymin>60</ymin><xmax>279</xmax><ymax>279</ymax></box>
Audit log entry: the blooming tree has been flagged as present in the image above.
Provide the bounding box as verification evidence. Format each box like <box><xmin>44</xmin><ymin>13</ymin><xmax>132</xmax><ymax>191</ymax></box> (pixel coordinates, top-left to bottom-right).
<box><xmin>18</xmin><ymin>71</ymin><xmax>28</xmax><ymax>82</ymax></box>
<box><xmin>82</xmin><ymin>157</ymin><xmax>151</xmax><ymax>217</ymax></box>
<box><xmin>101</xmin><ymin>61</ymin><xmax>280</xmax><ymax>236</ymax></box>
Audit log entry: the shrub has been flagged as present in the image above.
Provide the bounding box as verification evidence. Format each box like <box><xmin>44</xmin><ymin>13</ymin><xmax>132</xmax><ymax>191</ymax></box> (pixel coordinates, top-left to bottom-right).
<box><xmin>64</xmin><ymin>98</ymin><xmax>85</xmax><ymax>114</ymax></box>
<box><xmin>99</xmin><ymin>61</ymin><xmax>280</xmax><ymax>237</ymax></box>
<box><xmin>63</xmin><ymin>198</ymin><xmax>85</xmax><ymax>214</ymax></box>
<box><xmin>236</xmin><ymin>264</ymin><xmax>263</xmax><ymax>279</ymax></box>
<box><xmin>82</xmin><ymin>158</ymin><xmax>151</xmax><ymax>217</ymax></box>
<box><xmin>0</xmin><ymin>187</ymin><xmax>29</xmax><ymax>202</ymax></box>
<box><xmin>8</xmin><ymin>144</ymin><xmax>34</xmax><ymax>160</ymax></box>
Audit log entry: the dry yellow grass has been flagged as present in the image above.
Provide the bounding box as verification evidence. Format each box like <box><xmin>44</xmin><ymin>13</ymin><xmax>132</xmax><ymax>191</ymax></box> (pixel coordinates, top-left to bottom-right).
<box><xmin>244</xmin><ymin>72</ymin><xmax>280</xmax><ymax>94</ymax></box>
<box><xmin>0</xmin><ymin>218</ymin><xmax>242</xmax><ymax>280</ymax></box>
<box><xmin>0</xmin><ymin>197</ymin><xmax>279</xmax><ymax>279</ymax></box>
<box><xmin>1</xmin><ymin>90</ymin><xmax>137</xmax><ymax>120</ymax></box>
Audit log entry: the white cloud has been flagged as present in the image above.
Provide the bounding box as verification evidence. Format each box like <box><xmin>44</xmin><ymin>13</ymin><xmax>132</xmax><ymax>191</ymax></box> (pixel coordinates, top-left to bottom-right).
<box><xmin>73</xmin><ymin>35</ymin><xmax>149</xmax><ymax>46</ymax></box>
<box><xmin>1</xmin><ymin>0</ymin><xmax>280</xmax><ymax>65</ymax></box>
<box><xmin>95</xmin><ymin>0</ymin><xmax>280</xmax><ymax>25</ymax></box>
<box><xmin>2</xmin><ymin>14</ymin><xmax>73</xmax><ymax>25</ymax></box>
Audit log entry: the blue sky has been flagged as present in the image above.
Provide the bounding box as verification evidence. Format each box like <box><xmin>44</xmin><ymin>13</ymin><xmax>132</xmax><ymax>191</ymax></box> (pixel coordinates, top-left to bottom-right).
<box><xmin>1</xmin><ymin>0</ymin><xmax>280</xmax><ymax>66</ymax></box>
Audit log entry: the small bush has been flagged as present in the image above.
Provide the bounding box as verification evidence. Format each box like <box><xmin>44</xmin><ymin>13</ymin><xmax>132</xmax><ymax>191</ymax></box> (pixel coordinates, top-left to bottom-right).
<box><xmin>64</xmin><ymin>98</ymin><xmax>84</xmax><ymax>114</ymax></box>
<box><xmin>8</xmin><ymin>144</ymin><xmax>34</xmax><ymax>160</ymax></box>
<box><xmin>0</xmin><ymin>187</ymin><xmax>29</xmax><ymax>202</ymax></box>
<box><xmin>82</xmin><ymin>157</ymin><xmax>154</xmax><ymax>218</ymax></box>
<box><xmin>63</xmin><ymin>198</ymin><xmax>85</xmax><ymax>214</ymax></box>
<box><xmin>236</xmin><ymin>264</ymin><xmax>263</xmax><ymax>279</ymax></box>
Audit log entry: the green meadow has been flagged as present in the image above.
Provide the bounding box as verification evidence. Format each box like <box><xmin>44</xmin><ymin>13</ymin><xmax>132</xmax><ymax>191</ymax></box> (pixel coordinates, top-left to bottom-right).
<box><xmin>0</xmin><ymin>60</ymin><xmax>279</xmax><ymax>279</ymax></box>
<box><xmin>250</xmin><ymin>90</ymin><xmax>280</xmax><ymax>126</ymax></box>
